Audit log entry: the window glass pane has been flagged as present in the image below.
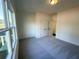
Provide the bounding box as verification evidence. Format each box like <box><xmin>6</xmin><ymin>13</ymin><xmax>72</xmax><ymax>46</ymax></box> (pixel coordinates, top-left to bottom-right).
<box><xmin>0</xmin><ymin>0</ymin><xmax>6</xmax><ymax>29</ymax></box>
<box><xmin>0</xmin><ymin>0</ymin><xmax>4</xmax><ymax>19</ymax></box>
<box><xmin>0</xmin><ymin>31</ymin><xmax>8</xmax><ymax>59</ymax></box>
<box><xmin>0</xmin><ymin>0</ymin><xmax>12</xmax><ymax>59</ymax></box>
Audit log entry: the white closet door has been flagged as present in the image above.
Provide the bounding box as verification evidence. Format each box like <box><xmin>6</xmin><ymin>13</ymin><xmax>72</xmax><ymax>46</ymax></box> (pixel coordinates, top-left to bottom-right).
<box><xmin>36</xmin><ymin>13</ymin><xmax>49</xmax><ymax>38</ymax></box>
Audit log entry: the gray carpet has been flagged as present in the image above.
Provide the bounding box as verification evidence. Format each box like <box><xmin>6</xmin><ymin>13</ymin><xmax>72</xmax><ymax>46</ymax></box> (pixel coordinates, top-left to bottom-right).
<box><xmin>19</xmin><ymin>36</ymin><xmax>79</xmax><ymax>59</ymax></box>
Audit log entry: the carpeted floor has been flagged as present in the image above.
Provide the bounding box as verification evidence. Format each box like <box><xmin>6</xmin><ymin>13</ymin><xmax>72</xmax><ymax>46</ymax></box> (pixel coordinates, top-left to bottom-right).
<box><xmin>19</xmin><ymin>36</ymin><xmax>79</xmax><ymax>59</ymax></box>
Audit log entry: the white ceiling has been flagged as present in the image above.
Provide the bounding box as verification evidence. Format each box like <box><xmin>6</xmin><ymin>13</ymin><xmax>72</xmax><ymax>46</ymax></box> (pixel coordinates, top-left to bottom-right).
<box><xmin>14</xmin><ymin>0</ymin><xmax>79</xmax><ymax>14</ymax></box>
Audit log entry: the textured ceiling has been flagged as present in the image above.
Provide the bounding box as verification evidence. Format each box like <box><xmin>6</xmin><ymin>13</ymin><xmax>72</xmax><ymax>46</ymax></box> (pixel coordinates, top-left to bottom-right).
<box><xmin>14</xmin><ymin>0</ymin><xmax>79</xmax><ymax>14</ymax></box>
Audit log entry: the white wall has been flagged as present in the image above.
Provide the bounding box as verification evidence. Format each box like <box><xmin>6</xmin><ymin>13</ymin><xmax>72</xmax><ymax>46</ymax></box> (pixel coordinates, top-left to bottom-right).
<box><xmin>56</xmin><ymin>7</ymin><xmax>79</xmax><ymax>46</ymax></box>
<box><xmin>16</xmin><ymin>12</ymin><xmax>51</xmax><ymax>39</ymax></box>
<box><xmin>16</xmin><ymin>12</ymin><xmax>36</xmax><ymax>39</ymax></box>
<box><xmin>16</xmin><ymin>12</ymin><xmax>24</xmax><ymax>39</ymax></box>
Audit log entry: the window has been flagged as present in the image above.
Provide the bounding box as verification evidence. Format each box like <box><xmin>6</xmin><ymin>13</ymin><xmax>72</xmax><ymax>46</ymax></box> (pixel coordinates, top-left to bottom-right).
<box><xmin>0</xmin><ymin>0</ymin><xmax>8</xmax><ymax>59</ymax></box>
<box><xmin>0</xmin><ymin>0</ymin><xmax>17</xmax><ymax>59</ymax></box>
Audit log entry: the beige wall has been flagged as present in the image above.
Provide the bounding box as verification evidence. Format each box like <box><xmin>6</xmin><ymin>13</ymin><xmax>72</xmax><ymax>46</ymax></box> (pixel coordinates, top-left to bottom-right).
<box><xmin>49</xmin><ymin>15</ymin><xmax>57</xmax><ymax>35</ymax></box>
<box><xmin>56</xmin><ymin>7</ymin><xmax>79</xmax><ymax>46</ymax></box>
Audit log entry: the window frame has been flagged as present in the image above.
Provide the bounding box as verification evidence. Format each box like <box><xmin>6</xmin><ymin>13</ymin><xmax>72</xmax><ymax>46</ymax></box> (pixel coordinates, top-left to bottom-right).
<box><xmin>0</xmin><ymin>0</ymin><xmax>18</xmax><ymax>59</ymax></box>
